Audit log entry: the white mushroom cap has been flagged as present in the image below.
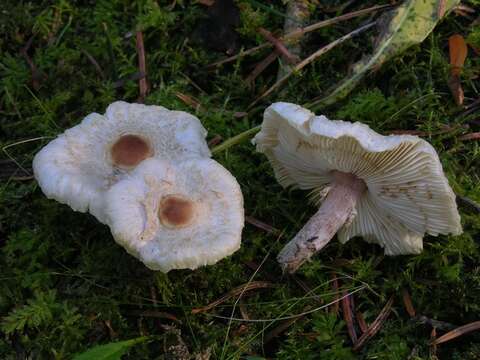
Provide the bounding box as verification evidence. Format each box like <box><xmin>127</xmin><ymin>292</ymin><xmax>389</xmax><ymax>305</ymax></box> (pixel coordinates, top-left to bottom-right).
<box><xmin>104</xmin><ymin>158</ymin><xmax>244</xmax><ymax>272</ymax></box>
<box><xmin>254</xmin><ymin>102</ymin><xmax>462</xmax><ymax>255</ymax></box>
<box><xmin>32</xmin><ymin>101</ymin><xmax>210</xmax><ymax>223</ymax></box>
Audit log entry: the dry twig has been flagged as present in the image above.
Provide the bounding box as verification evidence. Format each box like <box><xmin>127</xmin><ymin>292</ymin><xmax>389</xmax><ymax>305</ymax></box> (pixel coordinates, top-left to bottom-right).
<box><xmin>245</xmin><ymin>51</ymin><xmax>280</xmax><ymax>86</ymax></box>
<box><xmin>245</xmin><ymin>215</ymin><xmax>280</xmax><ymax>234</ymax></box>
<box><xmin>330</xmin><ymin>273</ymin><xmax>340</xmax><ymax>315</ymax></box>
<box><xmin>207</xmin><ymin>5</ymin><xmax>390</xmax><ymax>67</ymax></box>
<box><xmin>342</xmin><ymin>291</ymin><xmax>357</xmax><ymax>343</ymax></box>
<box><xmin>402</xmin><ymin>289</ymin><xmax>416</xmax><ymax>318</ymax></box>
<box><xmin>81</xmin><ymin>49</ymin><xmax>105</xmax><ymax>79</ymax></box>
<box><xmin>258</xmin><ymin>27</ymin><xmax>299</xmax><ymax>64</ymax></box>
<box><xmin>136</xmin><ymin>31</ymin><xmax>148</xmax><ymax>102</ymax></box>
<box><xmin>191</xmin><ymin>281</ymin><xmax>275</xmax><ymax>314</ymax></box>
<box><xmin>432</xmin><ymin>321</ymin><xmax>480</xmax><ymax>345</ymax></box>
<box><xmin>356</xmin><ymin>312</ymin><xmax>368</xmax><ymax>333</ymax></box>
<box><xmin>353</xmin><ymin>296</ymin><xmax>394</xmax><ymax>351</ymax></box>
<box><xmin>248</xmin><ymin>22</ymin><xmax>376</xmax><ymax>109</ymax></box>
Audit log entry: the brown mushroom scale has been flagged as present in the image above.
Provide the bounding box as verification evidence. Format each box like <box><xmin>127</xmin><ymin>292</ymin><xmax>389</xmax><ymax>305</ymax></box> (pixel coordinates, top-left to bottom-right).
<box><xmin>158</xmin><ymin>195</ymin><xmax>195</xmax><ymax>228</ymax></box>
<box><xmin>278</xmin><ymin>170</ymin><xmax>366</xmax><ymax>272</ymax></box>
<box><xmin>111</xmin><ymin>134</ymin><xmax>153</xmax><ymax>168</ymax></box>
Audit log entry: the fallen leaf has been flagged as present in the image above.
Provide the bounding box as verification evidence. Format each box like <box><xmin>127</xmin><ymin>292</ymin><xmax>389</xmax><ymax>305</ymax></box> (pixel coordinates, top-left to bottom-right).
<box><xmin>310</xmin><ymin>0</ymin><xmax>460</xmax><ymax>108</ymax></box>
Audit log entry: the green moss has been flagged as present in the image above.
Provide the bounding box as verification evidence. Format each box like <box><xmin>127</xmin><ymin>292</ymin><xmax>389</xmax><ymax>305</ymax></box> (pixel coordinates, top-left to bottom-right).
<box><xmin>1</xmin><ymin>0</ymin><xmax>479</xmax><ymax>358</ymax></box>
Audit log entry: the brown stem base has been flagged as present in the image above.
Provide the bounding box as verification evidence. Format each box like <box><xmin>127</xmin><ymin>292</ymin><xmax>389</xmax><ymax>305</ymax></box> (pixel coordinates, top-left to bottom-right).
<box><xmin>277</xmin><ymin>171</ymin><xmax>366</xmax><ymax>273</ymax></box>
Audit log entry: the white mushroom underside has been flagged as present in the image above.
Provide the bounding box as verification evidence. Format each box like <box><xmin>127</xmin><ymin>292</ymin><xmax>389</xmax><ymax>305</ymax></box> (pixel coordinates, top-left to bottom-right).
<box><xmin>32</xmin><ymin>101</ymin><xmax>211</xmax><ymax>223</ymax></box>
<box><xmin>254</xmin><ymin>102</ymin><xmax>462</xmax><ymax>255</ymax></box>
<box><xmin>104</xmin><ymin>158</ymin><xmax>244</xmax><ymax>272</ymax></box>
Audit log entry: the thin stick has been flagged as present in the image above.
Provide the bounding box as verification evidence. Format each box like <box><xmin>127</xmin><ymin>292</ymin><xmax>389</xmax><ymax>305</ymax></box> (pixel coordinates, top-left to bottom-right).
<box><xmin>458</xmin><ymin>132</ymin><xmax>480</xmax><ymax>141</ymax></box>
<box><xmin>432</xmin><ymin>321</ymin><xmax>480</xmax><ymax>345</ymax></box>
<box><xmin>191</xmin><ymin>281</ymin><xmax>274</xmax><ymax>314</ymax></box>
<box><xmin>204</xmin><ymin>285</ymin><xmax>367</xmax><ymax>322</ymax></box>
<box><xmin>211</xmin><ymin>125</ymin><xmax>261</xmax><ymax>154</ymax></box>
<box><xmin>258</xmin><ymin>28</ymin><xmax>298</xmax><ymax>64</ymax></box>
<box><xmin>342</xmin><ymin>291</ymin><xmax>357</xmax><ymax>343</ymax></box>
<box><xmin>136</xmin><ymin>31</ymin><xmax>148</xmax><ymax>102</ymax></box>
<box><xmin>356</xmin><ymin>311</ymin><xmax>368</xmax><ymax>333</ymax></box>
<box><xmin>277</xmin><ymin>0</ymin><xmax>310</xmax><ymax>79</ymax></box>
<box><xmin>245</xmin><ymin>215</ymin><xmax>280</xmax><ymax>235</ymax></box>
<box><xmin>248</xmin><ymin>22</ymin><xmax>376</xmax><ymax>109</ymax></box>
<box><xmin>81</xmin><ymin>49</ymin><xmax>105</xmax><ymax>79</ymax></box>
<box><xmin>207</xmin><ymin>5</ymin><xmax>389</xmax><ymax>67</ymax></box>
<box><xmin>330</xmin><ymin>273</ymin><xmax>340</xmax><ymax>315</ymax></box>
<box><xmin>245</xmin><ymin>51</ymin><xmax>279</xmax><ymax>86</ymax></box>
<box><xmin>402</xmin><ymin>289</ymin><xmax>416</xmax><ymax>318</ymax></box>
<box><xmin>20</xmin><ymin>36</ymin><xmax>42</xmax><ymax>90</ymax></box>
<box><xmin>353</xmin><ymin>296</ymin><xmax>394</xmax><ymax>351</ymax></box>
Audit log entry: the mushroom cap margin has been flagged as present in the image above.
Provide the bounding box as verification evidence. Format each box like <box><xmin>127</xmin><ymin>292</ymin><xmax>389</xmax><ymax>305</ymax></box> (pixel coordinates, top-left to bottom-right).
<box><xmin>253</xmin><ymin>102</ymin><xmax>462</xmax><ymax>255</ymax></box>
<box><xmin>104</xmin><ymin>158</ymin><xmax>244</xmax><ymax>272</ymax></box>
<box><xmin>32</xmin><ymin>101</ymin><xmax>211</xmax><ymax>223</ymax></box>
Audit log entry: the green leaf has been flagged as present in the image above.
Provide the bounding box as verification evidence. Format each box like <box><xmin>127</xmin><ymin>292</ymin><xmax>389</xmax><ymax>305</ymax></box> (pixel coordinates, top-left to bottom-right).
<box><xmin>72</xmin><ymin>337</ymin><xmax>151</xmax><ymax>360</ymax></box>
<box><xmin>310</xmin><ymin>0</ymin><xmax>460</xmax><ymax>108</ymax></box>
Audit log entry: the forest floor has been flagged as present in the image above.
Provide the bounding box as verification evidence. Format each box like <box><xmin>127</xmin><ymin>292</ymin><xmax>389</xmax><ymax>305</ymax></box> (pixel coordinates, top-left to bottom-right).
<box><xmin>1</xmin><ymin>0</ymin><xmax>480</xmax><ymax>359</ymax></box>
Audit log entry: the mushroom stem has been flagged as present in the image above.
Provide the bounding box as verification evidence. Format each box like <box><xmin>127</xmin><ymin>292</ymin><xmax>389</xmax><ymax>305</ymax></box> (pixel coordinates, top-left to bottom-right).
<box><xmin>278</xmin><ymin>171</ymin><xmax>366</xmax><ymax>273</ymax></box>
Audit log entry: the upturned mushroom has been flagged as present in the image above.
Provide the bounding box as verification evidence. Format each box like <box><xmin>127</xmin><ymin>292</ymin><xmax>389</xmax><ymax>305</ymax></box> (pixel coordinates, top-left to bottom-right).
<box><xmin>33</xmin><ymin>101</ymin><xmax>210</xmax><ymax>223</ymax></box>
<box><xmin>254</xmin><ymin>102</ymin><xmax>462</xmax><ymax>273</ymax></box>
<box><xmin>104</xmin><ymin>158</ymin><xmax>244</xmax><ymax>272</ymax></box>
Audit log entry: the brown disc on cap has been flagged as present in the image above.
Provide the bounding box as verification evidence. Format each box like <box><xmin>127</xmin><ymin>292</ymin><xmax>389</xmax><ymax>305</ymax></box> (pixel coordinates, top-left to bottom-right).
<box><xmin>158</xmin><ymin>194</ymin><xmax>195</xmax><ymax>228</ymax></box>
<box><xmin>111</xmin><ymin>134</ymin><xmax>153</xmax><ymax>168</ymax></box>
